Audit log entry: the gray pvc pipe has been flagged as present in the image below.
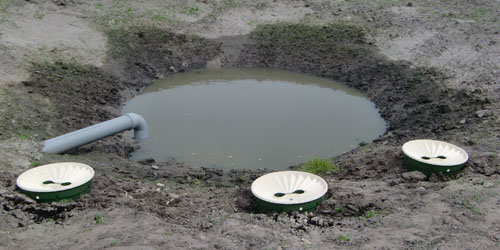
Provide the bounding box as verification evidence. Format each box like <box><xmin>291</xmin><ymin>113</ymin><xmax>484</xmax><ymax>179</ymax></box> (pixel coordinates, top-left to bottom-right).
<box><xmin>42</xmin><ymin>113</ymin><xmax>148</xmax><ymax>154</ymax></box>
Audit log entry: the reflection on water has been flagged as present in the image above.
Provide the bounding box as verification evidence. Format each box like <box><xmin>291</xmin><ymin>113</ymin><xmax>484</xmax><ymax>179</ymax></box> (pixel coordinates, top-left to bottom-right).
<box><xmin>122</xmin><ymin>68</ymin><xmax>386</xmax><ymax>170</ymax></box>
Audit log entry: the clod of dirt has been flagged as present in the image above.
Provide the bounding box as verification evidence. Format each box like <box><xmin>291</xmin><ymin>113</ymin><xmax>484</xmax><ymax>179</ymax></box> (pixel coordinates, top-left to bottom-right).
<box><xmin>401</xmin><ymin>171</ymin><xmax>427</xmax><ymax>182</ymax></box>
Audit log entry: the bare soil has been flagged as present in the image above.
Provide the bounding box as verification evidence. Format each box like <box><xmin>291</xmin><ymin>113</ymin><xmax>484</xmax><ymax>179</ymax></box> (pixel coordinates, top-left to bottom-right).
<box><xmin>1</xmin><ymin>0</ymin><xmax>499</xmax><ymax>249</ymax></box>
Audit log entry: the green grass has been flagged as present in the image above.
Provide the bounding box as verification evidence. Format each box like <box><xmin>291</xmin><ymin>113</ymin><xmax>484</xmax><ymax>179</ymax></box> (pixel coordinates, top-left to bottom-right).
<box><xmin>334</xmin><ymin>206</ymin><xmax>343</xmax><ymax>213</ymax></box>
<box><xmin>337</xmin><ymin>234</ymin><xmax>351</xmax><ymax>242</ymax></box>
<box><xmin>33</xmin><ymin>11</ymin><xmax>45</xmax><ymax>19</ymax></box>
<box><xmin>95</xmin><ymin>214</ymin><xmax>104</xmax><ymax>224</ymax></box>
<box><xmin>192</xmin><ymin>178</ymin><xmax>203</xmax><ymax>190</ymax></box>
<box><xmin>364</xmin><ymin>210</ymin><xmax>376</xmax><ymax>219</ymax></box>
<box><xmin>180</xmin><ymin>5</ymin><xmax>199</xmax><ymax>15</ymax></box>
<box><xmin>461</xmin><ymin>199</ymin><xmax>483</xmax><ymax>216</ymax></box>
<box><xmin>17</xmin><ymin>132</ymin><xmax>30</xmax><ymax>140</ymax></box>
<box><xmin>469</xmin><ymin>7</ymin><xmax>488</xmax><ymax>20</ymax></box>
<box><xmin>30</xmin><ymin>160</ymin><xmax>41</xmax><ymax>167</ymax></box>
<box><xmin>299</xmin><ymin>158</ymin><xmax>338</xmax><ymax>174</ymax></box>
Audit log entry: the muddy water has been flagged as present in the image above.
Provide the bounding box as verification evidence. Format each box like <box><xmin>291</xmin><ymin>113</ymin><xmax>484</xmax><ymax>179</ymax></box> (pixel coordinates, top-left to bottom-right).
<box><xmin>122</xmin><ymin>68</ymin><xmax>386</xmax><ymax>170</ymax></box>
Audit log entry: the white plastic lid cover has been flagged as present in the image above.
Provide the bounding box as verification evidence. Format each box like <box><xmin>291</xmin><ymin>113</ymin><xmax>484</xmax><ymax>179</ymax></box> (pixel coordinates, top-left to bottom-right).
<box><xmin>16</xmin><ymin>162</ymin><xmax>95</xmax><ymax>193</ymax></box>
<box><xmin>251</xmin><ymin>171</ymin><xmax>328</xmax><ymax>205</ymax></box>
<box><xmin>402</xmin><ymin>139</ymin><xmax>468</xmax><ymax>166</ymax></box>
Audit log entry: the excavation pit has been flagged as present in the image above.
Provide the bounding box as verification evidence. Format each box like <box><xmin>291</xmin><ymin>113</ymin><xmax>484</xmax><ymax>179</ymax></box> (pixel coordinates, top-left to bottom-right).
<box><xmin>123</xmin><ymin>68</ymin><xmax>386</xmax><ymax>170</ymax></box>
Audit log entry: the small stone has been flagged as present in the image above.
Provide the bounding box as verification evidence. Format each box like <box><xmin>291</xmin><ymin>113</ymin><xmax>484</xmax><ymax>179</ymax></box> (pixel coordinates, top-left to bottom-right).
<box><xmin>137</xmin><ymin>158</ymin><xmax>155</xmax><ymax>165</ymax></box>
<box><xmin>310</xmin><ymin>216</ymin><xmax>321</xmax><ymax>225</ymax></box>
<box><xmin>201</xmin><ymin>221</ymin><xmax>212</xmax><ymax>230</ymax></box>
<box><xmin>484</xmin><ymin>182</ymin><xmax>494</xmax><ymax>188</ymax></box>
<box><xmin>328</xmin><ymin>218</ymin><xmax>335</xmax><ymax>226</ymax></box>
<box><xmin>416</xmin><ymin>187</ymin><xmax>427</xmax><ymax>194</ymax></box>
<box><xmin>156</xmin><ymin>183</ymin><xmax>165</xmax><ymax>187</ymax></box>
<box><xmin>402</xmin><ymin>171</ymin><xmax>427</xmax><ymax>182</ymax></box>
<box><xmin>438</xmin><ymin>104</ymin><xmax>452</xmax><ymax>113</ymax></box>
<box><xmin>459</xmin><ymin>119</ymin><xmax>466</xmax><ymax>124</ymax></box>
<box><xmin>386</xmin><ymin>178</ymin><xmax>403</xmax><ymax>186</ymax></box>
<box><xmin>472</xmin><ymin>178</ymin><xmax>484</xmax><ymax>185</ymax></box>
<box><xmin>279</xmin><ymin>217</ymin><xmax>289</xmax><ymax>224</ymax></box>
<box><xmin>11</xmin><ymin>210</ymin><xmax>26</xmax><ymax>220</ymax></box>
<box><xmin>475</xmin><ymin>110</ymin><xmax>491</xmax><ymax>118</ymax></box>
<box><xmin>151</xmin><ymin>165</ymin><xmax>159</xmax><ymax>170</ymax></box>
<box><xmin>122</xmin><ymin>183</ymin><xmax>135</xmax><ymax>192</ymax></box>
<box><xmin>52</xmin><ymin>0</ymin><xmax>67</xmax><ymax>6</ymax></box>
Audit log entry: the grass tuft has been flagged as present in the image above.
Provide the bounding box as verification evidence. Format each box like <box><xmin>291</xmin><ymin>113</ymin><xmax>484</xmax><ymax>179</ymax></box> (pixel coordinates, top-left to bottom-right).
<box><xmin>95</xmin><ymin>214</ymin><xmax>104</xmax><ymax>224</ymax></box>
<box><xmin>298</xmin><ymin>158</ymin><xmax>337</xmax><ymax>174</ymax></box>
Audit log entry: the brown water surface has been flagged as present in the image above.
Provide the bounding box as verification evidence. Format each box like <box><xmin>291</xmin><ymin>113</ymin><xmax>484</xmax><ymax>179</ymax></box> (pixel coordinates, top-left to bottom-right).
<box><xmin>122</xmin><ymin>68</ymin><xmax>386</xmax><ymax>170</ymax></box>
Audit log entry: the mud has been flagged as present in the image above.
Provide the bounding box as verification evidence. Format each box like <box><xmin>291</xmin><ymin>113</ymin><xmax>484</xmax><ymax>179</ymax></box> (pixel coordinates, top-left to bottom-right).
<box><xmin>1</xmin><ymin>0</ymin><xmax>500</xmax><ymax>249</ymax></box>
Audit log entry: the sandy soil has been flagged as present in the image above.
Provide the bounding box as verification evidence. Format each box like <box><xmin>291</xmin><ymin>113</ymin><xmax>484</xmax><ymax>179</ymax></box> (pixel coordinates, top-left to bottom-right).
<box><xmin>1</xmin><ymin>0</ymin><xmax>499</xmax><ymax>249</ymax></box>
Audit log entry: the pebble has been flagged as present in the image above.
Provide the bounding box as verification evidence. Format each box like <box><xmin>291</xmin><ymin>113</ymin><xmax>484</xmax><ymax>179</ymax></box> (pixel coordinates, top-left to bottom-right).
<box><xmin>475</xmin><ymin>110</ymin><xmax>491</xmax><ymax>118</ymax></box>
<box><xmin>416</xmin><ymin>187</ymin><xmax>427</xmax><ymax>194</ymax></box>
<box><xmin>402</xmin><ymin>171</ymin><xmax>427</xmax><ymax>182</ymax></box>
<box><xmin>310</xmin><ymin>216</ymin><xmax>321</xmax><ymax>225</ymax></box>
<box><xmin>151</xmin><ymin>165</ymin><xmax>159</xmax><ymax>170</ymax></box>
<box><xmin>459</xmin><ymin>119</ymin><xmax>466</xmax><ymax>124</ymax></box>
<box><xmin>156</xmin><ymin>183</ymin><xmax>165</xmax><ymax>187</ymax></box>
<box><xmin>484</xmin><ymin>182</ymin><xmax>494</xmax><ymax>188</ymax></box>
<box><xmin>11</xmin><ymin>210</ymin><xmax>26</xmax><ymax>220</ymax></box>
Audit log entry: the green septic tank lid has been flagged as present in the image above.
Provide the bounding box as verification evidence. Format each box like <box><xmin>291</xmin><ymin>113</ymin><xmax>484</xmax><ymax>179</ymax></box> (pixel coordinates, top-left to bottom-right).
<box><xmin>251</xmin><ymin>171</ymin><xmax>328</xmax><ymax>213</ymax></box>
<box><xmin>402</xmin><ymin>139</ymin><xmax>468</xmax><ymax>177</ymax></box>
<box><xmin>16</xmin><ymin>162</ymin><xmax>95</xmax><ymax>202</ymax></box>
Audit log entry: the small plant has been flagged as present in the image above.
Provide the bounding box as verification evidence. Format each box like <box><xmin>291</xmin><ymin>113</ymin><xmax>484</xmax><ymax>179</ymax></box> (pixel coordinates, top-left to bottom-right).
<box><xmin>30</xmin><ymin>160</ymin><xmax>41</xmax><ymax>167</ymax></box>
<box><xmin>364</xmin><ymin>210</ymin><xmax>376</xmax><ymax>219</ymax></box>
<box><xmin>334</xmin><ymin>206</ymin><xmax>343</xmax><ymax>213</ymax></box>
<box><xmin>337</xmin><ymin>234</ymin><xmax>351</xmax><ymax>242</ymax></box>
<box><xmin>470</xmin><ymin>7</ymin><xmax>487</xmax><ymax>20</ymax></box>
<box><xmin>57</xmin><ymin>198</ymin><xmax>74</xmax><ymax>203</ymax></box>
<box><xmin>95</xmin><ymin>214</ymin><xmax>104</xmax><ymax>224</ymax></box>
<box><xmin>461</xmin><ymin>199</ymin><xmax>483</xmax><ymax>216</ymax></box>
<box><xmin>299</xmin><ymin>158</ymin><xmax>337</xmax><ymax>174</ymax></box>
<box><xmin>17</xmin><ymin>132</ymin><xmax>29</xmax><ymax>140</ymax></box>
<box><xmin>192</xmin><ymin>178</ymin><xmax>201</xmax><ymax>185</ymax></box>
<box><xmin>33</xmin><ymin>11</ymin><xmax>45</xmax><ymax>19</ymax></box>
<box><xmin>150</xmin><ymin>12</ymin><xmax>166</xmax><ymax>21</ymax></box>
<box><xmin>192</xmin><ymin>178</ymin><xmax>202</xmax><ymax>190</ymax></box>
<box><xmin>180</xmin><ymin>5</ymin><xmax>199</xmax><ymax>15</ymax></box>
<box><xmin>361</xmin><ymin>145</ymin><xmax>371</xmax><ymax>153</ymax></box>
<box><xmin>110</xmin><ymin>240</ymin><xmax>116</xmax><ymax>246</ymax></box>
